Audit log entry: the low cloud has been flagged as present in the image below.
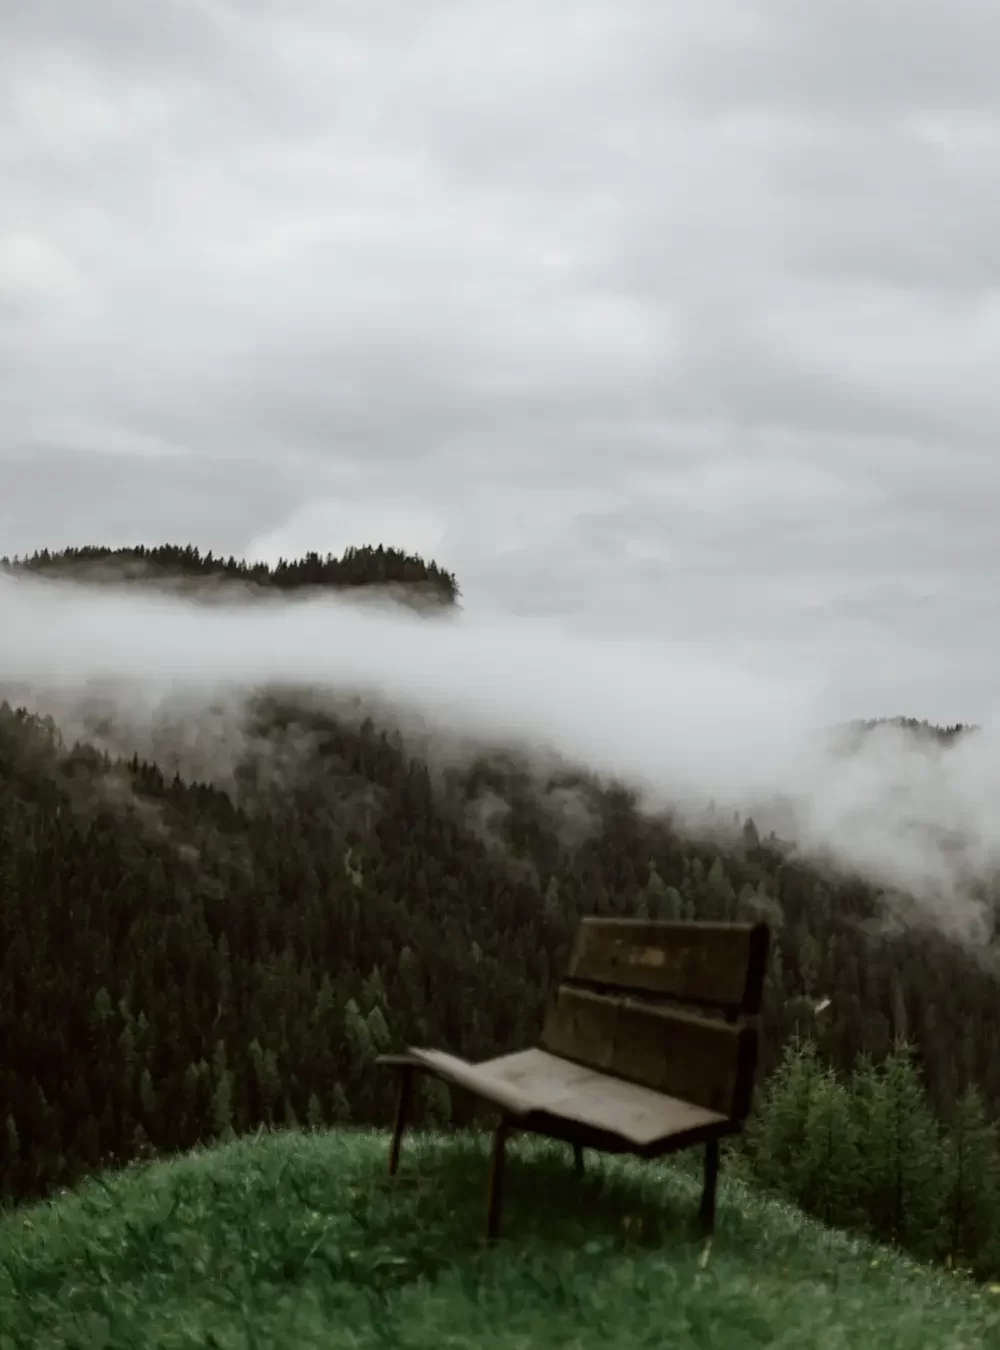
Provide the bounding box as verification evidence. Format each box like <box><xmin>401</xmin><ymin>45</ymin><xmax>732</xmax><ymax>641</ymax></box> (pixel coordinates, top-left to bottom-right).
<box><xmin>3</xmin><ymin>570</ymin><xmax>999</xmax><ymax>941</ymax></box>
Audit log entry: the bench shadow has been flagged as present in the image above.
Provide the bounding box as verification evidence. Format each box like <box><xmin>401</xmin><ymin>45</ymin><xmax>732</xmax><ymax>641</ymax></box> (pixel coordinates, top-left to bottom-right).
<box><xmin>369</xmin><ymin>1133</ymin><xmax>704</xmax><ymax>1256</ymax></box>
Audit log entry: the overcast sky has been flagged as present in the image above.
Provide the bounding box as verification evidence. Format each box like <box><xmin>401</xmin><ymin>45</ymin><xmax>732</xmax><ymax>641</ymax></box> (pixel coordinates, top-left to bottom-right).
<box><xmin>4</xmin><ymin>0</ymin><xmax>1000</xmax><ymax>722</ymax></box>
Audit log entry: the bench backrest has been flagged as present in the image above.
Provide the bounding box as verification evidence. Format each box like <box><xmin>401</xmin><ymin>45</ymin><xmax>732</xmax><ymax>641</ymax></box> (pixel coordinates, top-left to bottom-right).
<box><xmin>564</xmin><ymin>918</ymin><xmax>769</xmax><ymax>1018</ymax></box>
<box><xmin>539</xmin><ymin>919</ymin><xmax>770</xmax><ymax>1121</ymax></box>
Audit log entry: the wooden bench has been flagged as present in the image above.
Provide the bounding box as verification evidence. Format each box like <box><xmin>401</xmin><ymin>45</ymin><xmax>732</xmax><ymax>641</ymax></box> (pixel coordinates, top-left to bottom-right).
<box><xmin>376</xmin><ymin>917</ymin><xmax>769</xmax><ymax>1241</ymax></box>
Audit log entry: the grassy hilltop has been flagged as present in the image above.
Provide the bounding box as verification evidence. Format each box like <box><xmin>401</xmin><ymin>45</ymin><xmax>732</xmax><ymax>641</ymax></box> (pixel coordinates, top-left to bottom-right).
<box><xmin>2</xmin><ymin>1127</ymin><xmax>998</xmax><ymax>1350</ymax></box>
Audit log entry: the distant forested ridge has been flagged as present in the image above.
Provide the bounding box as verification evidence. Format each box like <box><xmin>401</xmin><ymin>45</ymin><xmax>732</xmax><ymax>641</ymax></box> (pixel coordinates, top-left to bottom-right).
<box><xmin>847</xmin><ymin>717</ymin><xmax>979</xmax><ymax>744</ymax></box>
<box><xmin>0</xmin><ymin>543</ymin><xmax>460</xmax><ymax>604</ymax></box>
<box><xmin>2</xmin><ymin>544</ymin><xmax>999</xmax><ymax>1277</ymax></box>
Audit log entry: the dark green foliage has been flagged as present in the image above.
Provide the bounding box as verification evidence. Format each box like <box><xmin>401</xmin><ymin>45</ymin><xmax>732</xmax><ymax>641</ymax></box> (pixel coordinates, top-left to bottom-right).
<box><xmin>745</xmin><ymin>1038</ymin><xmax>824</xmax><ymax>1193</ymax></box>
<box><xmin>939</xmin><ymin>1087</ymin><xmax>1000</xmax><ymax>1277</ymax></box>
<box><xmin>796</xmin><ymin>1064</ymin><xmax>863</xmax><ymax>1230</ymax></box>
<box><xmin>853</xmin><ymin>1043</ymin><xmax>944</xmax><ymax>1257</ymax></box>
<box><xmin>747</xmin><ymin>1036</ymin><xmax>1000</xmax><ymax>1279</ymax></box>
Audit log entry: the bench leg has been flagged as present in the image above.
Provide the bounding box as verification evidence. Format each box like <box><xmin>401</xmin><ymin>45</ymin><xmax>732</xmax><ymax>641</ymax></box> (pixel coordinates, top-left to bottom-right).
<box><xmin>699</xmin><ymin>1138</ymin><xmax>719</xmax><ymax>1235</ymax></box>
<box><xmin>388</xmin><ymin>1066</ymin><xmax>413</xmax><ymax>1177</ymax></box>
<box><xmin>573</xmin><ymin>1142</ymin><xmax>584</xmax><ymax>1177</ymax></box>
<box><xmin>486</xmin><ymin>1116</ymin><xmax>510</xmax><ymax>1242</ymax></box>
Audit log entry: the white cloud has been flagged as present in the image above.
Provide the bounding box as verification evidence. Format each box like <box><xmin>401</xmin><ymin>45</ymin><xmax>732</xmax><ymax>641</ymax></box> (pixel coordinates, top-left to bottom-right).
<box><xmin>2</xmin><ymin>0</ymin><xmax>1000</xmax><ymax>734</ymax></box>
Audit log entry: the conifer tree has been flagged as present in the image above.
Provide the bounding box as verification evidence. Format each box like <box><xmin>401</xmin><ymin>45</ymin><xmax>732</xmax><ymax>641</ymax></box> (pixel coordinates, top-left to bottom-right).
<box><xmin>794</xmin><ymin>1065</ymin><xmax>862</xmax><ymax>1229</ymax></box>
<box><xmin>344</xmin><ymin>999</ymin><xmax>375</xmax><ymax>1070</ymax></box>
<box><xmin>422</xmin><ymin>1076</ymin><xmax>452</xmax><ymax>1127</ymax></box>
<box><xmin>367</xmin><ymin>1005</ymin><xmax>392</xmax><ymax>1054</ymax></box>
<box><xmin>3</xmin><ymin>1114</ymin><xmax>19</xmax><ymax>1197</ymax></box>
<box><xmin>330</xmin><ymin>1084</ymin><xmax>352</xmax><ymax>1124</ymax></box>
<box><xmin>306</xmin><ymin>1092</ymin><xmax>324</xmax><ymax>1131</ymax></box>
<box><xmin>661</xmin><ymin>885</ymin><xmax>683</xmax><ymax>920</ymax></box>
<box><xmin>706</xmin><ymin>855</ymin><xmax>735</xmax><ymax>916</ymax></box>
<box><xmin>210</xmin><ymin>1041</ymin><xmax>234</xmax><ymax>1141</ymax></box>
<box><xmin>745</xmin><ymin>1037</ymin><xmax>823</xmax><ymax>1195</ymax></box>
<box><xmin>249</xmin><ymin>1039</ymin><xmax>282</xmax><ymax>1125</ymax></box>
<box><xmin>853</xmin><ymin>1042</ymin><xmax>944</xmax><ymax>1256</ymax></box>
<box><xmin>940</xmin><ymin>1086</ymin><xmax>1000</xmax><ymax>1275</ymax></box>
<box><xmin>138</xmin><ymin>1068</ymin><xmax>157</xmax><ymax>1130</ymax></box>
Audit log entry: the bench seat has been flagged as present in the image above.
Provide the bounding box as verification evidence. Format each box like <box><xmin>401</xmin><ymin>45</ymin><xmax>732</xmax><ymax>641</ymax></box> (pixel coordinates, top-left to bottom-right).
<box><xmin>382</xmin><ymin>1046</ymin><xmax>729</xmax><ymax>1148</ymax></box>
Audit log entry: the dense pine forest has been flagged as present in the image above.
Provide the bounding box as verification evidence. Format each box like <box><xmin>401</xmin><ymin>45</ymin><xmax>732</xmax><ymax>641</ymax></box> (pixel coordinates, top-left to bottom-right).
<box><xmin>3</xmin><ymin>544</ymin><xmax>1000</xmax><ymax>1280</ymax></box>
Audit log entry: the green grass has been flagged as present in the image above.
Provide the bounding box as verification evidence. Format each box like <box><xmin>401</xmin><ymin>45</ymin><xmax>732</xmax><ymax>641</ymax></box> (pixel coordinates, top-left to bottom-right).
<box><xmin>2</xmin><ymin>1128</ymin><xmax>999</xmax><ymax>1349</ymax></box>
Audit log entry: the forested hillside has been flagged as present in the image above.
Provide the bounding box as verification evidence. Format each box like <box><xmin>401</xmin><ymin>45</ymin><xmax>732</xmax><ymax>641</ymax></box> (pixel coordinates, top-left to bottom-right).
<box><xmin>1</xmin><ymin>542</ymin><xmax>460</xmax><ymax>604</ymax></box>
<box><xmin>3</xmin><ymin>544</ymin><xmax>1000</xmax><ymax>1279</ymax></box>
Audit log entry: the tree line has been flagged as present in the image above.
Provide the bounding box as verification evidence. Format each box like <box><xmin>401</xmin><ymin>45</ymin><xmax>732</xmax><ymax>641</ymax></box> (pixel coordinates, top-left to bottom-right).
<box><xmin>0</xmin><ymin>542</ymin><xmax>460</xmax><ymax>603</ymax></box>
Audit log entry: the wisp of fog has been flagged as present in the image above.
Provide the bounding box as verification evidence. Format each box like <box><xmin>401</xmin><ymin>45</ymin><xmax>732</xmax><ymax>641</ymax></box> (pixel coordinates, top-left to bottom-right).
<box><xmin>3</xmin><ymin>570</ymin><xmax>999</xmax><ymax>935</ymax></box>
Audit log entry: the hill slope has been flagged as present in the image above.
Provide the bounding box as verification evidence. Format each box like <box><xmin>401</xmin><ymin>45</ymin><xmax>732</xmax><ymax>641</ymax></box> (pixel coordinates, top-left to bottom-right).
<box><xmin>1</xmin><ymin>1128</ymin><xmax>997</xmax><ymax>1349</ymax></box>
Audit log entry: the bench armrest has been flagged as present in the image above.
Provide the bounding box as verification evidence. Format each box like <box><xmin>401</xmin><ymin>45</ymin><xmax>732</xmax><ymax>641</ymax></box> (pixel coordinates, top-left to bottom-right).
<box><xmin>376</xmin><ymin>1048</ymin><xmax>535</xmax><ymax>1117</ymax></box>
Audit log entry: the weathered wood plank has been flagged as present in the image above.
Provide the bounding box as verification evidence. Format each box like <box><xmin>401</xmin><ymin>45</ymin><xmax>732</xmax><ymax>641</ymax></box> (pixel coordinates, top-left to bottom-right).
<box><xmin>477</xmin><ymin>1046</ymin><xmax>729</xmax><ymax>1146</ymax></box>
<box><xmin>565</xmin><ymin>919</ymin><xmax>768</xmax><ymax>1013</ymax></box>
<box><xmin>540</xmin><ymin>985</ymin><xmax>757</xmax><ymax>1117</ymax></box>
<box><xmin>391</xmin><ymin>1047</ymin><xmax>537</xmax><ymax>1117</ymax></box>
